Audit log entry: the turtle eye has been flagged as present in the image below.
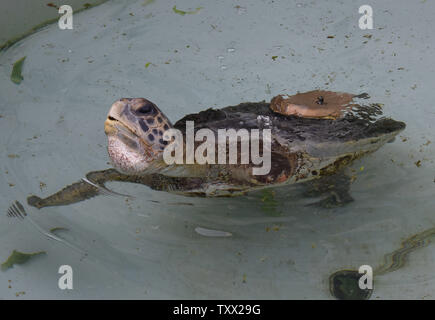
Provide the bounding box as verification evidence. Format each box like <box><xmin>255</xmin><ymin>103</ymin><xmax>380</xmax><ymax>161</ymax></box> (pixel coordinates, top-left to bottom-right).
<box><xmin>135</xmin><ymin>103</ymin><xmax>153</xmax><ymax>114</ymax></box>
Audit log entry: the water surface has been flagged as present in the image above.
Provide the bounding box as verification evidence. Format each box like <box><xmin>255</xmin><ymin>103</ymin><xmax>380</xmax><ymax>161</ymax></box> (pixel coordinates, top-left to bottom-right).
<box><xmin>0</xmin><ymin>0</ymin><xmax>434</xmax><ymax>299</ymax></box>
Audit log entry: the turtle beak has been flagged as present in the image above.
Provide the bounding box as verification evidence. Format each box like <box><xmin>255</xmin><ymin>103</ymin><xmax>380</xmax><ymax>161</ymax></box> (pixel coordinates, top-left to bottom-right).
<box><xmin>105</xmin><ymin>100</ymin><xmax>125</xmax><ymax>136</ymax></box>
<box><xmin>105</xmin><ymin>99</ymin><xmax>144</xmax><ymax>138</ymax></box>
<box><xmin>104</xmin><ymin>116</ymin><xmax>118</xmax><ymax>136</ymax></box>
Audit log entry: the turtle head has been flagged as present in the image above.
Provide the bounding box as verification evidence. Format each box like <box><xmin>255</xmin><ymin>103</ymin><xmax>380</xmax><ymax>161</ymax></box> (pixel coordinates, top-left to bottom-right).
<box><xmin>104</xmin><ymin>98</ymin><xmax>172</xmax><ymax>174</ymax></box>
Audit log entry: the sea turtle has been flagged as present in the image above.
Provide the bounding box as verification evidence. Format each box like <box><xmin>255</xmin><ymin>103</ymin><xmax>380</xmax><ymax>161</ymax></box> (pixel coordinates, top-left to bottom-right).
<box><xmin>27</xmin><ymin>90</ymin><xmax>405</xmax><ymax>209</ymax></box>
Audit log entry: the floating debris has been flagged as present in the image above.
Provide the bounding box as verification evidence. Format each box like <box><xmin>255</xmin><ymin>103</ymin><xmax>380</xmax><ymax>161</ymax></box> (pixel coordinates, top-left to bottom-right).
<box><xmin>49</xmin><ymin>227</ymin><xmax>69</xmax><ymax>234</ymax></box>
<box><xmin>142</xmin><ymin>0</ymin><xmax>155</xmax><ymax>6</ymax></box>
<box><xmin>234</xmin><ymin>5</ymin><xmax>247</xmax><ymax>15</ymax></box>
<box><xmin>329</xmin><ymin>270</ymin><xmax>373</xmax><ymax>300</ymax></box>
<box><xmin>265</xmin><ymin>225</ymin><xmax>281</xmax><ymax>232</ymax></box>
<box><xmin>168</xmin><ymin>202</ymin><xmax>194</xmax><ymax>206</ymax></box>
<box><xmin>195</xmin><ymin>227</ymin><xmax>232</xmax><ymax>237</ymax></box>
<box><xmin>260</xmin><ymin>189</ymin><xmax>279</xmax><ymax>215</ymax></box>
<box><xmin>39</xmin><ymin>181</ymin><xmax>47</xmax><ymax>191</ymax></box>
<box><xmin>10</xmin><ymin>56</ymin><xmax>26</xmax><ymax>84</ymax></box>
<box><xmin>172</xmin><ymin>5</ymin><xmax>202</xmax><ymax>16</ymax></box>
<box><xmin>1</xmin><ymin>250</ymin><xmax>46</xmax><ymax>271</ymax></box>
<box><xmin>46</xmin><ymin>3</ymin><xmax>58</xmax><ymax>9</ymax></box>
<box><xmin>7</xmin><ymin>154</ymin><xmax>20</xmax><ymax>158</ymax></box>
<box><xmin>374</xmin><ymin>228</ymin><xmax>435</xmax><ymax>276</ymax></box>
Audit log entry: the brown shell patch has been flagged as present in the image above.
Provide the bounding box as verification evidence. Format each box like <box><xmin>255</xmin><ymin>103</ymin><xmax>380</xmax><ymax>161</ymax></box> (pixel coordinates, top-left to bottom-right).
<box><xmin>270</xmin><ymin>90</ymin><xmax>355</xmax><ymax>120</ymax></box>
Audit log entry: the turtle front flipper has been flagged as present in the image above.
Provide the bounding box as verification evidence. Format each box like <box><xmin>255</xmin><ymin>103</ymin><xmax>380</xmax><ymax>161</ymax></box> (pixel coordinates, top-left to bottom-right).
<box><xmin>303</xmin><ymin>171</ymin><xmax>354</xmax><ymax>208</ymax></box>
<box><xmin>27</xmin><ymin>180</ymin><xmax>100</xmax><ymax>209</ymax></box>
<box><xmin>26</xmin><ymin>168</ymin><xmax>208</xmax><ymax>209</ymax></box>
<box><xmin>27</xmin><ymin>169</ymin><xmax>152</xmax><ymax>209</ymax></box>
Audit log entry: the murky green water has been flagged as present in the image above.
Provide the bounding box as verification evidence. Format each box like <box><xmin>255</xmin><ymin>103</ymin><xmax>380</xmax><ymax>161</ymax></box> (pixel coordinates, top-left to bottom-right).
<box><xmin>0</xmin><ymin>0</ymin><xmax>434</xmax><ymax>299</ymax></box>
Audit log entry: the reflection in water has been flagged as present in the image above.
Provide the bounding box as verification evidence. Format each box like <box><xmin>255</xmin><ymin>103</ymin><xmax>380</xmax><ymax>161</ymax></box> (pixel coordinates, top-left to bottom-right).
<box><xmin>374</xmin><ymin>229</ymin><xmax>435</xmax><ymax>276</ymax></box>
<box><xmin>6</xmin><ymin>200</ymin><xmax>87</xmax><ymax>257</ymax></box>
<box><xmin>330</xmin><ymin>227</ymin><xmax>435</xmax><ymax>299</ymax></box>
